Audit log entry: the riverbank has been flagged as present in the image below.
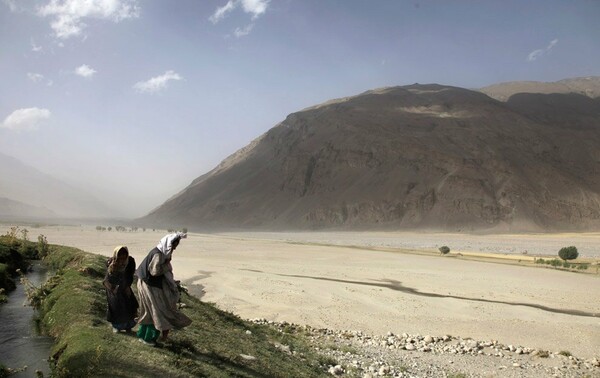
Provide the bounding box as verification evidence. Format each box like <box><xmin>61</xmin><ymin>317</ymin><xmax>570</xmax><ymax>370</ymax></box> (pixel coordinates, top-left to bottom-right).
<box><xmin>4</xmin><ymin>225</ymin><xmax>600</xmax><ymax>360</ymax></box>
<box><xmin>29</xmin><ymin>242</ymin><xmax>330</xmax><ymax>377</ymax></box>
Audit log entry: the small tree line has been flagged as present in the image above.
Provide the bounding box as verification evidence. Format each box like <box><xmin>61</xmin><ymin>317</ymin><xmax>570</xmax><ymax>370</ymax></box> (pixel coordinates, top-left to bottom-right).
<box><xmin>95</xmin><ymin>226</ymin><xmax>188</xmax><ymax>233</ymax></box>
<box><xmin>438</xmin><ymin>244</ymin><xmax>592</xmax><ymax>271</ymax></box>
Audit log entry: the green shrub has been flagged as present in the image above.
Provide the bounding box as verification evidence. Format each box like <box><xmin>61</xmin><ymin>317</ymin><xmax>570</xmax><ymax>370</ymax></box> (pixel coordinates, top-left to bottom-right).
<box><xmin>0</xmin><ymin>263</ymin><xmax>15</xmax><ymax>292</ymax></box>
<box><xmin>0</xmin><ymin>363</ymin><xmax>10</xmax><ymax>378</ymax></box>
<box><xmin>37</xmin><ymin>234</ymin><xmax>49</xmax><ymax>258</ymax></box>
<box><xmin>549</xmin><ymin>259</ymin><xmax>562</xmax><ymax>267</ymax></box>
<box><xmin>558</xmin><ymin>246</ymin><xmax>578</xmax><ymax>261</ymax></box>
<box><xmin>439</xmin><ymin>246</ymin><xmax>450</xmax><ymax>255</ymax></box>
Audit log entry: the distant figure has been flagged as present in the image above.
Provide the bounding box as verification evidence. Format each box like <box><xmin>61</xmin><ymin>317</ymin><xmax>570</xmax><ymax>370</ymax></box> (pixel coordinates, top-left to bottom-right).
<box><xmin>135</xmin><ymin>232</ymin><xmax>192</xmax><ymax>346</ymax></box>
<box><xmin>103</xmin><ymin>246</ymin><xmax>139</xmax><ymax>333</ymax></box>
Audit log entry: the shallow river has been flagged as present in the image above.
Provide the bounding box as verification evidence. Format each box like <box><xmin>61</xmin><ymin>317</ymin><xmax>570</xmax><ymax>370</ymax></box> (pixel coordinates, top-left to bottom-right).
<box><xmin>0</xmin><ymin>263</ymin><xmax>52</xmax><ymax>377</ymax></box>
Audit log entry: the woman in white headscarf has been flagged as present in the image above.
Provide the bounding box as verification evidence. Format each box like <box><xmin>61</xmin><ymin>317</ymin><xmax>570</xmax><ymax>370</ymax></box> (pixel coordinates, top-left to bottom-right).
<box><xmin>135</xmin><ymin>232</ymin><xmax>192</xmax><ymax>345</ymax></box>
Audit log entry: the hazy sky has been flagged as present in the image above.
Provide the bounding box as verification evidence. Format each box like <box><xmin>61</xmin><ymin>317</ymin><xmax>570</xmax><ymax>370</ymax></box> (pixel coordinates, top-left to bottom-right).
<box><xmin>1</xmin><ymin>0</ymin><xmax>599</xmax><ymax>217</ymax></box>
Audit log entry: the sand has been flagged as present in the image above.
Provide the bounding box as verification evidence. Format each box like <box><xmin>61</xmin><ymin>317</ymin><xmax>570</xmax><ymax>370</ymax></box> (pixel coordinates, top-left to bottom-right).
<box><xmin>10</xmin><ymin>225</ymin><xmax>600</xmax><ymax>360</ymax></box>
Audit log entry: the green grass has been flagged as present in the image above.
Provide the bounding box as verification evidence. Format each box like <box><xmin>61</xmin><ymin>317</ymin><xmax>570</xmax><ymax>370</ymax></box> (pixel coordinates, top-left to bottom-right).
<box><xmin>35</xmin><ymin>243</ymin><xmax>328</xmax><ymax>377</ymax></box>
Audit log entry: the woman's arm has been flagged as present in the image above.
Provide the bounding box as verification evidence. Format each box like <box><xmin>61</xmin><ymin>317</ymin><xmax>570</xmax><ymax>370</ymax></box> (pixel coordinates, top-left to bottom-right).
<box><xmin>148</xmin><ymin>253</ymin><xmax>166</xmax><ymax>276</ymax></box>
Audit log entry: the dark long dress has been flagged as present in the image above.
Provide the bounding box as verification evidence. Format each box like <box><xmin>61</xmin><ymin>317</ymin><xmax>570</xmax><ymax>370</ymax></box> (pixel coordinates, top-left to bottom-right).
<box><xmin>104</xmin><ymin>256</ymin><xmax>139</xmax><ymax>330</ymax></box>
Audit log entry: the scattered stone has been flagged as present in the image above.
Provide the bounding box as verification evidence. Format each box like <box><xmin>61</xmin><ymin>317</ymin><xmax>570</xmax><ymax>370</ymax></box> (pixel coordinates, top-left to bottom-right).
<box><xmin>328</xmin><ymin>365</ymin><xmax>344</xmax><ymax>375</ymax></box>
<box><xmin>239</xmin><ymin>354</ymin><xmax>256</xmax><ymax>361</ymax></box>
<box><xmin>248</xmin><ymin>319</ymin><xmax>598</xmax><ymax>378</ymax></box>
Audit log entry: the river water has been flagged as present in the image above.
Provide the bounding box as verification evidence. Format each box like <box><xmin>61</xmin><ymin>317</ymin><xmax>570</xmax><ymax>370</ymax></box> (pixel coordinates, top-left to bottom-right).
<box><xmin>0</xmin><ymin>262</ymin><xmax>53</xmax><ymax>377</ymax></box>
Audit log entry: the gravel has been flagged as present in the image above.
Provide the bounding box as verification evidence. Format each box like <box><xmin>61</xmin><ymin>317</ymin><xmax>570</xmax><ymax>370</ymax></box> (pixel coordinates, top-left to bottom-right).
<box><xmin>251</xmin><ymin>319</ymin><xmax>600</xmax><ymax>378</ymax></box>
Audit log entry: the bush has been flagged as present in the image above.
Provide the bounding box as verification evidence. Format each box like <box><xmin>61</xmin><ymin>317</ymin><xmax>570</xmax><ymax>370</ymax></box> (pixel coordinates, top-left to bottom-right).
<box><xmin>37</xmin><ymin>234</ymin><xmax>49</xmax><ymax>258</ymax></box>
<box><xmin>558</xmin><ymin>246</ymin><xmax>578</xmax><ymax>261</ymax></box>
<box><xmin>439</xmin><ymin>246</ymin><xmax>450</xmax><ymax>255</ymax></box>
<box><xmin>549</xmin><ymin>259</ymin><xmax>562</xmax><ymax>267</ymax></box>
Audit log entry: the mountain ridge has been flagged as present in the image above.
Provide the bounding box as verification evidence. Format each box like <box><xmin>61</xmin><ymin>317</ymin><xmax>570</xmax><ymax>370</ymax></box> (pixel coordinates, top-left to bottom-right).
<box><xmin>0</xmin><ymin>152</ymin><xmax>117</xmax><ymax>219</ymax></box>
<box><xmin>139</xmin><ymin>82</ymin><xmax>600</xmax><ymax>232</ymax></box>
<box><xmin>479</xmin><ymin>76</ymin><xmax>600</xmax><ymax>101</ymax></box>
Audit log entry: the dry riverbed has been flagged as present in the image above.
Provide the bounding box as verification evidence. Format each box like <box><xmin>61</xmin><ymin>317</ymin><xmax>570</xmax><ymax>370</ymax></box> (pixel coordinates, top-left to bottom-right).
<box><xmin>5</xmin><ymin>225</ymin><xmax>600</xmax><ymax>376</ymax></box>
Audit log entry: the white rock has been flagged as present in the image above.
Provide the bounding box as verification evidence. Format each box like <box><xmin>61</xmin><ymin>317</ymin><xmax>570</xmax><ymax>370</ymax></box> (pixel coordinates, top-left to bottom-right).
<box><xmin>245</xmin><ymin>330</ymin><xmax>252</xmax><ymax>335</ymax></box>
<box><xmin>515</xmin><ymin>348</ymin><xmax>523</xmax><ymax>355</ymax></box>
<box><xmin>424</xmin><ymin>335</ymin><xmax>433</xmax><ymax>344</ymax></box>
<box><xmin>405</xmin><ymin>344</ymin><xmax>416</xmax><ymax>351</ymax></box>
<box><xmin>328</xmin><ymin>365</ymin><xmax>344</xmax><ymax>376</ymax></box>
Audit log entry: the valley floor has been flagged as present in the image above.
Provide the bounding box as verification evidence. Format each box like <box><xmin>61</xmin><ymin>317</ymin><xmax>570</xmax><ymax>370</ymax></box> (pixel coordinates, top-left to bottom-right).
<box><xmin>5</xmin><ymin>224</ymin><xmax>600</xmax><ymax>362</ymax></box>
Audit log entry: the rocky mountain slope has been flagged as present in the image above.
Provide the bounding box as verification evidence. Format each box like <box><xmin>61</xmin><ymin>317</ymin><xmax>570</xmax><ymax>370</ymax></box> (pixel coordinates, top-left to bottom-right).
<box><xmin>140</xmin><ymin>84</ymin><xmax>600</xmax><ymax>231</ymax></box>
<box><xmin>479</xmin><ymin>76</ymin><xmax>600</xmax><ymax>101</ymax></box>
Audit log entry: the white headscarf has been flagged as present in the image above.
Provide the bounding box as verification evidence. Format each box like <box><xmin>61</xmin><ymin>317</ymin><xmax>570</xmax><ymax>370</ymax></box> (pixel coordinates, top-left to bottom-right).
<box><xmin>156</xmin><ymin>232</ymin><xmax>187</xmax><ymax>258</ymax></box>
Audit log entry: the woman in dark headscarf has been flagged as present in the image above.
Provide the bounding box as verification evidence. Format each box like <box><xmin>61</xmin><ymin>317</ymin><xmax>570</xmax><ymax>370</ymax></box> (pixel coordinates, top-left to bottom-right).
<box><xmin>103</xmin><ymin>245</ymin><xmax>138</xmax><ymax>333</ymax></box>
<box><xmin>136</xmin><ymin>232</ymin><xmax>192</xmax><ymax>345</ymax></box>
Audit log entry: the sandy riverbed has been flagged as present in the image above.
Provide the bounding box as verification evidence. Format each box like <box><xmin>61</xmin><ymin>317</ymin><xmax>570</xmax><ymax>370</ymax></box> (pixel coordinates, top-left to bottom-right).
<box><xmin>9</xmin><ymin>225</ymin><xmax>600</xmax><ymax>360</ymax></box>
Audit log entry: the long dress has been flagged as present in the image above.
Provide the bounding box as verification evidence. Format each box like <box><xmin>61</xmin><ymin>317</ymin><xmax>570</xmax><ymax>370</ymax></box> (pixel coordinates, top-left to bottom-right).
<box><xmin>136</xmin><ymin>249</ymin><xmax>192</xmax><ymax>333</ymax></box>
<box><xmin>103</xmin><ymin>256</ymin><xmax>139</xmax><ymax>330</ymax></box>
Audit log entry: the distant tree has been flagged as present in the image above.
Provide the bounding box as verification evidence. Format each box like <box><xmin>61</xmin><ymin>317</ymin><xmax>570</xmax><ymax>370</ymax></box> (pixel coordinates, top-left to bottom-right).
<box><xmin>96</xmin><ymin>226</ymin><xmax>102</xmax><ymax>231</ymax></box>
<box><xmin>20</xmin><ymin>228</ymin><xmax>29</xmax><ymax>241</ymax></box>
<box><xmin>182</xmin><ymin>227</ymin><xmax>188</xmax><ymax>234</ymax></box>
<box><xmin>439</xmin><ymin>246</ymin><xmax>450</xmax><ymax>255</ymax></box>
<box><xmin>107</xmin><ymin>227</ymin><xmax>112</xmax><ymax>231</ymax></box>
<box><xmin>558</xmin><ymin>246</ymin><xmax>578</xmax><ymax>261</ymax></box>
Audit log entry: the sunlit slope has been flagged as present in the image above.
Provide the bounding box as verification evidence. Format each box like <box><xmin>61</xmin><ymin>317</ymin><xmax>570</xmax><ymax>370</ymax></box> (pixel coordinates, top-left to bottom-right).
<box><xmin>141</xmin><ymin>84</ymin><xmax>600</xmax><ymax>231</ymax></box>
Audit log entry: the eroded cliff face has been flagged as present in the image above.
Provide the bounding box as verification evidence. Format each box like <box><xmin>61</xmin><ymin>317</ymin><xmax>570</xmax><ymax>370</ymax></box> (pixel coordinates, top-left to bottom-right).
<box><xmin>140</xmin><ymin>85</ymin><xmax>600</xmax><ymax>231</ymax></box>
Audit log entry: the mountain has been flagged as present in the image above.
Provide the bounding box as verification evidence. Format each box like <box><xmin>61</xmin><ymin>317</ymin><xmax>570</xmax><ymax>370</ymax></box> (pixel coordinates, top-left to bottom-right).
<box><xmin>0</xmin><ymin>197</ymin><xmax>56</xmax><ymax>219</ymax></box>
<box><xmin>139</xmin><ymin>84</ymin><xmax>600</xmax><ymax>232</ymax></box>
<box><xmin>479</xmin><ymin>76</ymin><xmax>600</xmax><ymax>101</ymax></box>
<box><xmin>0</xmin><ymin>152</ymin><xmax>117</xmax><ymax>219</ymax></box>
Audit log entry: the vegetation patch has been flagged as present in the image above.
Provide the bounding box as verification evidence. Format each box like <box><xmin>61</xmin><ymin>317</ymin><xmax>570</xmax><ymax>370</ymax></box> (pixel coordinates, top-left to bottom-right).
<box><xmin>0</xmin><ymin>230</ymin><xmax>44</xmax><ymax>299</ymax></box>
<box><xmin>534</xmin><ymin>258</ymin><xmax>589</xmax><ymax>271</ymax></box>
<box><xmin>29</xmin><ymin>243</ymin><xmax>328</xmax><ymax>377</ymax></box>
